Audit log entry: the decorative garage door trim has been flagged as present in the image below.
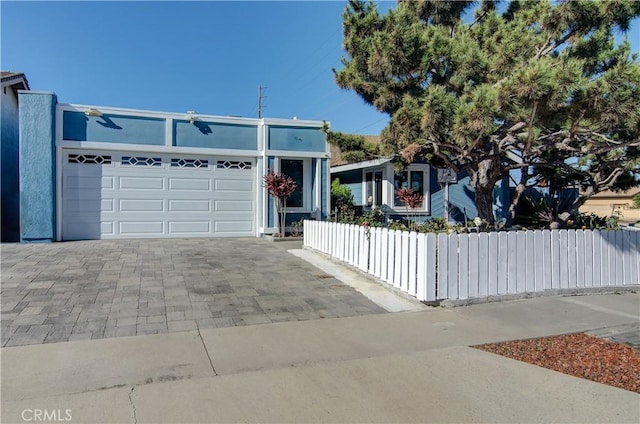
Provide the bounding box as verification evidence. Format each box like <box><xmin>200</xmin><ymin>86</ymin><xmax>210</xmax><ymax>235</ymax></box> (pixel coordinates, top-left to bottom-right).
<box><xmin>61</xmin><ymin>149</ymin><xmax>256</xmax><ymax>240</ymax></box>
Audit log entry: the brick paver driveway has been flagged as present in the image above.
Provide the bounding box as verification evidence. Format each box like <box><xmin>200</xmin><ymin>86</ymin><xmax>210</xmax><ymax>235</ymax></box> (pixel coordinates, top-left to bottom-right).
<box><xmin>1</xmin><ymin>239</ymin><xmax>385</xmax><ymax>346</ymax></box>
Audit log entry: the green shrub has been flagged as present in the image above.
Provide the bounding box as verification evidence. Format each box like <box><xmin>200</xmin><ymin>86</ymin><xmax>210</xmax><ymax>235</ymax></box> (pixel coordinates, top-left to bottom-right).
<box><xmin>416</xmin><ymin>217</ymin><xmax>461</xmax><ymax>234</ymax></box>
<box><xmin>569</xmin><ymin>213</ymin><xmax>620</xmax><ymax>230</ymax></box>
<box><xmin>358</xmin><ymin>208</ymin><xmax>385</xmax><ymax>226</ymax></box>
<box><xmin>331</xmin><ymin>178</ymin><xmax>353</xmax><ymax>208</ymax></box>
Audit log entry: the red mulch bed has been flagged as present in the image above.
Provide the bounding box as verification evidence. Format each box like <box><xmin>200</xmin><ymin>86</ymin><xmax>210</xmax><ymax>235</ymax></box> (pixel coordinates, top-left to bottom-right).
<box><xmin>475</xmin><ymin>333</ymin><xmax>640</xmax><ymax>393</ymax></box>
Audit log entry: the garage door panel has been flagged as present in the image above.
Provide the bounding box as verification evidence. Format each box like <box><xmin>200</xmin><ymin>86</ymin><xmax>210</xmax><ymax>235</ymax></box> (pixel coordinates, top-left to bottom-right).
<box><xmin>168</xmin><ymin>221</ymin><xmax>211</xmax><ymax>234</ymax></box>
<box><xmin>118</xmin><ymin>177</ymin><xmax>164</xmax><ymax>190</ymax></box>
<box><xmin>214</xmin><ymin>200</ymin><xmax>252</xmax><ymax>212</ymax></box>
<box><xmin>64</xmin><ymin>219</ymin><xmax>113</xmax><ymax>240</ymax></box>
<box><xmin>64</xmin><ymin>198</ymin><xmax>113</xmax><ymax>213</ymax></box>
<box><xmin>215</xmin><ymin>221</ymin><xmax>254</xmax><ymax>233</ymax></box>
<box><xmin>169</xmin><ymin>200</ymin><xmax>211</xmax><ymax>212</ymax></box>
<box><xmin>214</xmin><ymin>179</ymin><xmax>252</xmax><ymax>192</ymax></box>
<box><xmin>63</xmin><ymin>150</ymin><xmax>255</xmax><ymax>240</ymax></box>
<box><xmin>64</xmin><ymin>175</ymin><xmax>114</xmax><ymax>190</ymax></box>
<box><xmin>119</xmin><ymin>221</ymin><xmax>164</xmax><ymax>234</ymax></box>
<box><xmin>119</xmin><ymin>199</ymin><xmax>164</xmax><ymax>212</ymax></box>
<box><xmin>168</xmin><ymin>178</ymin><xmax>211</xmax><ymax>191</ymax></box>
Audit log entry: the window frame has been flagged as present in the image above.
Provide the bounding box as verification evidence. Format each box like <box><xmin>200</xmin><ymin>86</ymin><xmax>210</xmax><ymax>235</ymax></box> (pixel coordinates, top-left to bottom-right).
<box><xmin>363</xmin><ymin>169</ymin><xmax>384</xmax><ymax>207</ymax></box>
<box><xmin>277</xmin><ymin>157</ymin><xmax>312</xmax><ymax>212</ymax></box>
<box><xmin>391</xmin><ymin>163</ymin><xmax>430</xmax><ymax>213</ymax></box>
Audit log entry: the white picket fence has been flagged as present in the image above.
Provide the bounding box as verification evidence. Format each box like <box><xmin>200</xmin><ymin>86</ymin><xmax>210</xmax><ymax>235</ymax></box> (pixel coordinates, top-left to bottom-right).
<box><xmin>303</xmin><ymin>220</ymin><xmax>640</xmax><ymax>302</ymax></box>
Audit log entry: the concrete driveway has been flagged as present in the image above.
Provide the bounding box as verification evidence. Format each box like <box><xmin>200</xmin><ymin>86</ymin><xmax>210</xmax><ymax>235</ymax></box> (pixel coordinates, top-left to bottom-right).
<box><xmin>1</xmin><ymin>238</ymin><xmax>385</xmax><ymax>346</ymax></box>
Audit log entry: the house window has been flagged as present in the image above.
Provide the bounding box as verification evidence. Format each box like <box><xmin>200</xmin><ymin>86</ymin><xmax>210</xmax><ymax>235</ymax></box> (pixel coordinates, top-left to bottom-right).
<box><xmin>394</xmin><ymin>169</ymin><xmax>426</xmax><ymax>208</ymax></box>
<box><xmin>365</xmin><ymin>171</ymin><xmax>383</xmax><ymax>206</ymax></box>
<box><xmin>280</xmin><ymin>159</ymin><xmax>305</xmax><ymax>208</ymax></box>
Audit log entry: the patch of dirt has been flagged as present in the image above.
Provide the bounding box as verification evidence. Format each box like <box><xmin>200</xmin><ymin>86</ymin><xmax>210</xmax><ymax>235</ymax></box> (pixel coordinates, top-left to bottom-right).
<box><xmin>475</xmin><ymin>333</ymin><xmax>640</xmax><ymax>393</ymax></box>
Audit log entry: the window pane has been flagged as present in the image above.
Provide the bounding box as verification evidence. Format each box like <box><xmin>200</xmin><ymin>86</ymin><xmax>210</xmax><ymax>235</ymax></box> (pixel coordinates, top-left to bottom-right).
<box><xmin>410</xmin><ymin>171</ymin><xmax>424</xmax><ymax>208</ymax></box>
<box><xmin>374</xmin><ymin>172</ymin><xmax>383</xmax><ymax>206</ymax></box>
<box><xmin>281</xmin><ymin>159</ymin><xmax>304</xmax><ymax>208</ymax></box>
<box><xmin>394</xmin><ymin>171</ymin><xmax>408</xmax><ymax>206</ymax></box>
<box><xmin>365</xmin><ymin>172</ymin><xmax>373</xmax><ymax>205</ymax></box>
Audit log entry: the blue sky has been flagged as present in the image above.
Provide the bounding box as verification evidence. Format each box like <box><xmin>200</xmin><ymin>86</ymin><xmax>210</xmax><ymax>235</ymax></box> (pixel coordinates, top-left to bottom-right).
<box><xmin>2</xmin><ymin>1</ymin><xmax>638</xmax><ymax>136</ymax></box>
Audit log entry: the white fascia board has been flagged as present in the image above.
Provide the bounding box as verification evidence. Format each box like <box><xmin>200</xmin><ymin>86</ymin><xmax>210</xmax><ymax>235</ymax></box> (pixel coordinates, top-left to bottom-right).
<box><xmin>330</xmin><ymin>157</ymin><xmax>392</xmax><ymax>174</ymax></box>
<box><xmin>17</xmin><ymin>89</ymin><xmax>55</xmax><ymax>95</ymax></box>
<box><xmin>58</xmin><ymin>103</ymin><xmax>261</xmax><ymax>126</ymax></box>
<box><xmin>57</xmin><ymin>140</ymin><xmax>258</xmax><ymax>157</ymax></box>
<box><xmin>262</xmin><ymin>118</ymin><xmax>325</xmax><ymax>127</ymax></box>
<box><xmin>2</xmin><ymin>77</ymin><xmax>28</xmax><ymax>90</ymax></box>
<box><xmin>266</xmin><ymin>149</ymin><xmax>329</xmax><ymax>159</ymax></box>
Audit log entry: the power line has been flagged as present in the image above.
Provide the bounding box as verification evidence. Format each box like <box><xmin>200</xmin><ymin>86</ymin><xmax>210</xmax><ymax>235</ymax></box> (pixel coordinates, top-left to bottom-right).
<box><xmin>353</xmin><ymin>116</ymin><xmax>388</xmax><ymax>133</ymax></box>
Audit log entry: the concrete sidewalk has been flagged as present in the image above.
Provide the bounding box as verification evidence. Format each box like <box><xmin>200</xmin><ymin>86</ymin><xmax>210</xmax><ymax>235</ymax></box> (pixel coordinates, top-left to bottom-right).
<box><xmin>2</xmin><ymin>292</ymin><xmax>639</xmax><ymax>423</ymax></box>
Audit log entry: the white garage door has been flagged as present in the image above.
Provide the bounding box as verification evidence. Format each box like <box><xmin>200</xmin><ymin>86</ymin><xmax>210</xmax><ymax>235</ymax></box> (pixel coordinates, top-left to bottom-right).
<box><xmin>62</xmin><ymin>150</ymin><xmax>256</xmax><ymax>240</ymax></box>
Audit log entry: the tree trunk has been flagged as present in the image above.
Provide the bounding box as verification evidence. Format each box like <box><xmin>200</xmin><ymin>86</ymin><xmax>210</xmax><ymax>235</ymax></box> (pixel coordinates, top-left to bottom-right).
<box><xmin>505</xmin><ymin>166</ymin><xmax>531</xmax><ymax>227</ymax></box>
<box><xmin>276</xmin><ymin>198</ymin><xmax>284</xmax><ymax>236</ymax></box>
<box><xmin>468</xmin><ymin>157</ymin><xmax>502</xmax><ymax>227</ymax></box>
<box><xmin>281</xmin><ymin>198</ymin><xmax>287</xmax><ymax>237</ymax></box>
<box><xmin>475</xmin><ymin>187</ymin><xmax>496</xmax><ymax>226</ymax></box>
<box><xmin>505</xmin><ymin>182</ymin><xmax>526</xmax><ymax>227</ymax></box>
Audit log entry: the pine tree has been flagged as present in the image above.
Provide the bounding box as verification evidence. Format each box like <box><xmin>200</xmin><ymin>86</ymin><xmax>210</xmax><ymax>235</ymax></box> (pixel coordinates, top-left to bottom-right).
<box><xmin>335</xmin><ymin>0</ymin><xmax>640</xmax><ymax>225</ymax></box>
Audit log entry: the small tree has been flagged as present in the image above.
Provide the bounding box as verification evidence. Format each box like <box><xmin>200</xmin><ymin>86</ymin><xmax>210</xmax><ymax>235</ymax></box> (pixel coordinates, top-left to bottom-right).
<box><xmin>263</xmin><ymin>170</ymin><xmax>297</xmax><ymax>237</ymax></box>
<box><xmin>396</xmin><ymin>187</ymin><xmax>424</xmax><ymax>231</ymax></box>
<box><xmin>331</xmin><ymin>178</ymin><xmax>355</xmax><ymax>222</ymax></box>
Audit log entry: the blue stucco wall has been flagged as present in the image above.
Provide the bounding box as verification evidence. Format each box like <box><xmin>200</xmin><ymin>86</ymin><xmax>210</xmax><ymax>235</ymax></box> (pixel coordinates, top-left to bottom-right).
<box><xmin>331</xmin><ymin>169</ymin><xmax>363</xmax><ymax>206</ymax></box>
<box><xmin>1</xmin><ymin>86</ymin><xmax>21</xmax><ymax>241</ymax></box>
<box><xmin>268</xmin><ymin>126</ymin><xmax>326</xmax><ymax>152</ymax></box>
<box><xmin>63</xmin><ymin>111</ymin><xmax>165</xmax><ymax>145</ymax></box>
<box><xmin>173</xmin><ymin>120</ymin><xmax>257</xmax><ymax>150</ymax></box>
<box><xmin>19</xmin><ymin>92</ymin><xmax>57</xmax><ymax>242</ymax></box>
<box><xmin>429</xmin><ymin>170</ymin><xmax>478</xmax><ymax>223</ymax></box>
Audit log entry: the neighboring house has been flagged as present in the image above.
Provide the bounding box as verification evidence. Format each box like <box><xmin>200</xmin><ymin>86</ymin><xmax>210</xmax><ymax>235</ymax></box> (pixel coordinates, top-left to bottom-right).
<box><xmin>1</xmin><ymin>71</ymin><xmax>30</xmax><ymax>242</ymax></box>
<box><xmin>580</xmin><ymin>188</ymin><xmax>640</xmax><ymax>223</ymax></box>
<box><xmin>17</xmin><ymin>91</ymin><xmax>330</xmax><ymax>242</ymax></box>
<box><xmin>330</xmin><ymin>157</ymin><xmax>511</xmax><ymax>224</ymax></box>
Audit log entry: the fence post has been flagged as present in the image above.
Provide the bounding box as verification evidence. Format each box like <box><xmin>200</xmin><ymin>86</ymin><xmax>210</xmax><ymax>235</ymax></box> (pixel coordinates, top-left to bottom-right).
<box><xmin>367</xmin><ymin>227</ymin><xmax>376</xmax><ymax>274</ymax></box>
<box><xmin>507</xmin><ymin>231</ymin><xmax>518</xmax><ymax>294</ymax></box>
<box><xmin>393</xmin><ymin>230</ymin><xmax>403</xmax><ymax>288</ymax></box>
<box><xmin>629</xmin><ymin>230</ymin><xmax>640</xmax><ymax>285</ymax></box>
<box><xmin>426</xmin><ymin>233</ymin><xmax>437</xmax><ymax>302</ymax></box>
<box><xmin>614</xmin><ymin>230</ymin><xmax>624</xmax><ymax>285</ymax></box>
<box><xmin>437</xmin><ymin>233</ymin><xmax>449</xmax><ymax>299</ymax></box>
<box><xmin>458</xmin><ymin>233</ymin><xmax>469</xmax><ymax>300</ymax></box>
<box><xmin>468</xmin><ymin>233</ymin><xmax>479</xmax><ymax>299</ymax></box>
<box><xmin>568</xmin><ymin>230</ymin><xmax>577</xmax><ymax>288</ymax></box>
<box><xmin>387</xmin><ymin>230</ymin><xmax>396</xmax><ymax>287</ymax></box>
<box><xmin>380</xmin><ymin>228</ymin><xmax>389</xmax><ymax>281</ymax></box>
<box><xmin>416</xmin><ymin>233</ymin><xmax>426</xmax><ymax>301</ymax></box>
<box><xmin>478</xmin><ymin>232</ymin><xmax>489</xmax><ymax>298</ymax></box>
<box><xmin>408</xmin><ymin>231</ymin><xmax>418</xmax><ymax>296</ymax></box>
<box><xmin>515</xmin><ymin>231</ymin><xmax>526</xmax><ymax>293</ymax></box>
<box><xmin>358</xmin><ymin>226</ymin><xmax>368</xmax><ymax>272</ymax></box>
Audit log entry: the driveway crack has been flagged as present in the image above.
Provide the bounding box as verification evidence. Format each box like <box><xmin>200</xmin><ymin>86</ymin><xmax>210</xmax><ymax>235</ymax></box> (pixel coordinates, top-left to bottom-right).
<box><xmin>129</xmin><ymin>386</ymin><xmax>138</xmax><ymax>423</ymax></box>
<box><xmin>197</xmin><ymin>325</ymin><xmax>218</xmax><ymax>376</ymax></box>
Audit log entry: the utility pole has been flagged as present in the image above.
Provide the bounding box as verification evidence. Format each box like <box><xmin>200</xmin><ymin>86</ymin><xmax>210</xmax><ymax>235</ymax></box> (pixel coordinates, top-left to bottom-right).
<box><xmin>257</xmin><ymin>85</ymin><xmax>267</xmax><ymax>118</ymax></box>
